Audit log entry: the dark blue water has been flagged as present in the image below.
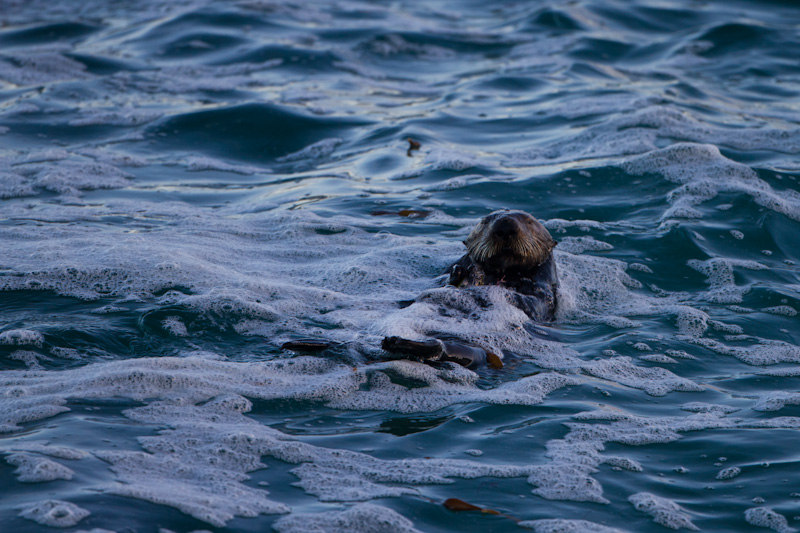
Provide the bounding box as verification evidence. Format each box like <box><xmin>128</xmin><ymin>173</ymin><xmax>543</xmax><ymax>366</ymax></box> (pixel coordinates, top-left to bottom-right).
<box><xmin>2</xmin><ymin>1</ymin><xmax>800</xmax><ymax>531</ymax></box>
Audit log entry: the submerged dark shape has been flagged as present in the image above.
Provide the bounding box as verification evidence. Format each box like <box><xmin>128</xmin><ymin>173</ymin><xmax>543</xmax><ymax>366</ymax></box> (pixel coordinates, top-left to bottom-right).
<box><xmin>382</xmin><ymin>209</ymin><xmax>558</xmax><ymax>369</ymax></box>
<box><xmin>281</xmin><ymin>339</ymin><xmax>332</xmax><ymax>352</ymax></box>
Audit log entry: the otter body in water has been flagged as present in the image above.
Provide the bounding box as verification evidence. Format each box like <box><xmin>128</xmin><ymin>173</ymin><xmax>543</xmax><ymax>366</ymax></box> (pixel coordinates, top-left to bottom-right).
<box><xmin>382</xmin><ymin>209</ymin><xmax>558</xmax><ymax>368</ymax></box>
<box><xmin>448</xmin><ymin>209</ymin><xmax>558</xmax><ymax>321</ymax></box>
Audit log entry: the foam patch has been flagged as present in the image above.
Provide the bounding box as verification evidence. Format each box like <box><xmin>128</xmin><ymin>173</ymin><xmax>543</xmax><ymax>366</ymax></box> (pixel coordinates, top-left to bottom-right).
<box><xmin>328</xmin><ymin>361</ymin><xmax>580</xmax><ymax>413</ymax></box>
<box><xmin>0</xmin><ymin>2</ymin><xmax>797</xmax><ymax>531</ymax></box>
<box><xmin>687</xmin><ymin>258</ymin><xmax>767</xmax><ymax>304</ymax></box>
<box><xmin>18</xmin><ymin>500</ymin><xmax>90</xmax><ymax>528</ymax></box>
<box><xmin>0</xmin><ymin>171</ymin><xmax>36</xmax><ymax>199</ymax></box>
<box><xmin>184</xmin><ymin>156</ymin><xmax>268</xmax><ymax>175</ymax></box>
<box><xmin>686</xmin><ymin>337</ymin><xmax>800</xmax><ymax>366</ymax></box>
<box><xmin>624</xmin><ymin>143</ymin><xmax>800</xmax><ymax>223</ymax></box>
<box><xmin>716</xmin><ymin>466</ymin><xmax>741</xmax><ymax>480</ymax></box>
<box><xmin>581</xmin><ymin>356</ymin><xmax>703</xmax><ymax>396</ymax></box>
<box><xmin>277</xmin><ymin>138</ymin><xmax>343</xmax><ymax>163</ymax></box>
<box><xmin>744</xmin><ymin>507</ymin><xmax>796</xmax><ymax>533</ymax></box>
<box><xmin>68</xmin><ymin>108</ymin><xmax>161</xmax><ymax>127</ymax></box>
<box><xmin>628</xmin><ymin>492</ymin><xmax>698</xmax><ymax>531</ymax></box>
<box><xmin>0</xmin><ymin>329</ymin><xmax>44</xmax><ymax>347</ymax></box>
<box><xmin>518</xmin><ymin>519</ymin><xmax>629</xmax><ymax>533</ymax></box>
<box><xmin>0</xmin><ymin>53</ymin><xmax>91</xmax><ymax>86</ymax></box>
<box><xmin>2</xmin><ymin>152</ymin><xmax>132</xmax><ymax>199</ymax></box>
<box><xmin>98</xmin><ymin>395</ymin><xmax>547</xmax><ymax>525</ymax></box>
<box><xmin>273</xmin><ymin>503</ymin><xmax>422</xmax><ymax>533</ymax></box>
<box><xmin>509</xmin><ymin>108</ymin><xmax>800</xmax><ymax>168</ymax></box>
<box><xmin>5</xmin><ymin>453</ymin><xmax>75</xmax><ymax>482</ymax></box>
<box><xmin>0</xmin><ymin>202</ymin><xmax>780</xmax><ymax>387</ymax></box>
<box><xmin>753</xmin><ymin>392</ymin><xmax>800</xmax><ymax>412</ymax></box>
<box><xmin>528</xmin><ymin>409</ymin><xmax>738</xmax><ymax>505</ymax></box>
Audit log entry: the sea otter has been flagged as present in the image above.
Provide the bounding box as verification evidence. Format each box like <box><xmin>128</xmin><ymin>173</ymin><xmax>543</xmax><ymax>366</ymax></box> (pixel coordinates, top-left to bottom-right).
<box><xmin>382</xmin><ymin>209</ymin><xmax>558</xmax><ymax>369</ymax></box>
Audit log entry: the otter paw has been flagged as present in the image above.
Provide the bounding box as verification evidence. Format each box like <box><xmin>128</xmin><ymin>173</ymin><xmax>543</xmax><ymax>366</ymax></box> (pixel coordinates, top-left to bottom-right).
<box><xmin>381</xmin><ymin>336</ymin><xmax>444</xmax><ymax>360</ymax></box>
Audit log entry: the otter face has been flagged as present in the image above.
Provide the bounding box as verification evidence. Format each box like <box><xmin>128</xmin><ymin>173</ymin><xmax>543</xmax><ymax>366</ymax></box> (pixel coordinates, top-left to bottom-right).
<box><xmin>464</xmin><ymin>210</ymin><xmax>555</xmax><ymax>269</ymax></box>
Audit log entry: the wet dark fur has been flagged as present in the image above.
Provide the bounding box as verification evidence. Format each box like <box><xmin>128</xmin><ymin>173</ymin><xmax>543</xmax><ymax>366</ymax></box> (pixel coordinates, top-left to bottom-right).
<box><xmin>447</xmin><ymin>210</ymin><xmax>558</xmax><ymax>321</ymax></box>
<box><xmin>382</xmin><ymin>210</ymin><xmax>559</xmax><ymax>368</ymax></box>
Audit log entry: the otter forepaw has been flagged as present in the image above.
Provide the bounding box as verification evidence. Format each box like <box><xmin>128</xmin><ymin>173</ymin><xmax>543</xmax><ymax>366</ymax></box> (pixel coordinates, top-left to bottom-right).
<box><xmin>381</xmin><ymin>336</ymin><xmax>445</xmax><ymax>360</ymax></box>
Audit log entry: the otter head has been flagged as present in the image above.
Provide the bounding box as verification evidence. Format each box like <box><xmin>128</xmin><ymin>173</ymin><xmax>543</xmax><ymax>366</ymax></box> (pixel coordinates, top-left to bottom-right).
<box><xmin>464</xmin><ymin>210</ymin><xmax>556</xmax><ymax>272</ymax></box>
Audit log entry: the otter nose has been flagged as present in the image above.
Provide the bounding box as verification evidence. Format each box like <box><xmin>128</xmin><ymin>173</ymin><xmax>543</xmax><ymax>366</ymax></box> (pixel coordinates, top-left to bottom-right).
<box><xmin>494</xmin><ymin>218</ymin><xmax>518</xmax><ymax>240</ymax></box>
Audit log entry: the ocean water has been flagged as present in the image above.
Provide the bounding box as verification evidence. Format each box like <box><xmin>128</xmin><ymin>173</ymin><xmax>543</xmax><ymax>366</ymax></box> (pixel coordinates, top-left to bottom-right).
<box><xmin>1</xmin><ymin>0</ymin><xmax>800</xmax><ymax>531</ymax></box>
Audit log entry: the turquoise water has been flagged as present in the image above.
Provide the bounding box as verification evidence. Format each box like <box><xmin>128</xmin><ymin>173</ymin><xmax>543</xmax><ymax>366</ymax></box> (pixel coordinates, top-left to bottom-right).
<box><xmin>1</xmin><ymin>0</ymin><xmax>800</xmax><ymax>531</ymax></box>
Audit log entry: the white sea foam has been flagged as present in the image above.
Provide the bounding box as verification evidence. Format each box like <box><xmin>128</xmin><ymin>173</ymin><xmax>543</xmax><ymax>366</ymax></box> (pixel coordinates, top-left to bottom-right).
<box><xmin>686</xmin><ymin>337</ymin><xmax>800</xmax><ymax>366</ymax></box>
<box><xmin>519</xmin><ymin>519</ymin><xmax>629</xmax><ymax>533</ymax></box>
<box><xmin>0</xmin><ymin>4</ymin><xmax>796</xmax><ymax>533</ymax></box>
<box><xmin>76</xmin><ymin>149</ymin><xmax>148</xmax><ymax>168</ymax></box>
<box><xmin>557</xmin><ymin>236</ymin><xmax>613</xmax><ymax>254</ymax></box>
<box><xmin>748</xmin><ymin>417</ymin><xmax>800</xmax><ymax>430</ymax></box>
<box><xmin>273</xmin><ymin>503</ymin><xmax>422</xmax><ymax>533</ymax></box>
<box><xmin>762</xmin><ymin>306</ymin><xmax>798</xmax><ymax>316</ymax></box>
<box><xmin>582</xmin><ymin>356</ymin><xmax>702</xmax><ymax>396</ymax></box>
<box><xmin>422</xmin><ymin>174</ymin><xmax>484</xmax><ymax>191</ymax></box>
<box><xmin>528</xmin><ymin>409</ymin><xmax>737</xmax><ymax>506</ymax></box>
<box><xmin>545</xmin><ymin>219</ymin><xmax>607</xmax><ymax>233</ymax></box>
<box><xmin>629</xmin><ymin>492</ymin><xmax>698</xmax><ymax>531</ymax></box>
<box><xmin>759</xmin><ymin>367</ymin><xmax>800</xmax><ymax>377</ymax></box>
<box><xmin>68</xmin><ymin>108</ymin><xmax>162</xmax><ymax>127</ymax></box>
<box><xmin>666</xmin><ymin>350</ymin><xmax>696</xmax><ymax>360</ymax></box>
<box><xmin>640</xmin><ymin>354</ymin><xmax>677</xmax><ymax>364</ymax></box>
<box><xmin>423</xmin><ymin>147</ymin><xmax>480</xmax><ymax>171</ymax></box>
<box><xmin>0</xmin><ymin>52</ymin><xmax>91</xmax><ymax>86</ymax></box>
<box><xmin>2</xmin><ymin>153</ymin><xmax>133</xmax><ymax>200</ymax></box>
<box><xmin>5</xmin><ymin>452</ymin><xmax>75</xmax><ymax>482</ymax></box>
<box><xmin>745</xmin><ymin>507</ymin><xmax>796</xmax><ymax>533</ymax></box>
<box><xmin>9</xmin><ymin>350</ymin><xmax>51</xmax><ymax>369</ymax></box>
<box><xmin>184</xmin><ymin>156</ymin><xmax>268</xmax><ymax>175</ymax></box>
<box><xmin>4</xmin><ymin>442</ymin><xmax>88</xmax><ymax>460</ymax></box>
<box><xmin>753</xmin><ymin>392</ymin><xmax>800</xmax><ymax>412</ymax></box>
<box><xmin>628</xmin><ymin>263</ymin><xmax>653</xmax><ymax>273</ymax></box>
<box><xmin>0</xmin><ymin>171</ymin><xmax>36</xmax><ymax>199</ymax></box>
<box><xmin>18</xmin><ymin>500</ymin><xmax>90</xmax><ymax>528</ymax></box>
<box><xmin>98</xmin><ymin>395</ymin><xmax>545</xmax><ymax>525</ymax></box>
<box><xmin>328</xmin><ymin>362</ymin><xmax>581</xmax><ymax>413</ymax></box>
<box><xmin>0</xmin><ymin>329</ymin><xmax>44</xmax><ymax>347</ymax></box>
<box><xmin>686</xmin><ymin>257</ymin><xmax>767</xmax><ymax>304</ymax></box>
<box><xmin>161</xmin><ymin>316</ymin><xmax>189</xmax><ymax>337</ymax></box>
<box><xmin>716</xmin><ymin>466</ymin><xmax>741</xmax><ymax>480</ymax></box>
<box><xmin>510</xmin><ymin>106</ymin><xmax>800</xmax><ymax>168</ymax></box>
<box><xmin>527</xmin><ymin>461</ymin><xmax>608</xmax><ymax>504</ymax></box>
<box><xmin>624</xmin><ymin>143</ymin><xmax>800</xmax><ymax>223</ymax></box>
<box><xmin>681</xmin><ymin>402</ymin><xmax>738</xmax><ymax>415</ymax></box>
<box><xmin>0</xmin><ymin>203</ymin><xmax>731</xmax><ymax>404</ymax></box>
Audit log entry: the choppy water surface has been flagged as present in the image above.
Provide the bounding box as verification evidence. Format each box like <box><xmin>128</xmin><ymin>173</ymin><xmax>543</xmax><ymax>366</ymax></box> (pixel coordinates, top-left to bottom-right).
<box><xmin>1</xmin><ymin>0</ymin><xmax>800</xmax><ymax>531</ymax></box>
